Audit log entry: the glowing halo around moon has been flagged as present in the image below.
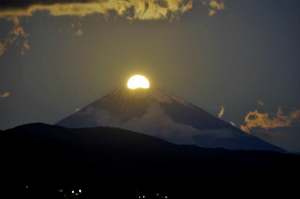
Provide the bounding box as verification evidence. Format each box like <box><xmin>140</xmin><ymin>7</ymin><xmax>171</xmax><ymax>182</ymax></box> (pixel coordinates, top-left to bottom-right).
<box><xmin>127</xmin><ymin>75</ymin><xmax>150</xmax><ymax>89</ymax></box>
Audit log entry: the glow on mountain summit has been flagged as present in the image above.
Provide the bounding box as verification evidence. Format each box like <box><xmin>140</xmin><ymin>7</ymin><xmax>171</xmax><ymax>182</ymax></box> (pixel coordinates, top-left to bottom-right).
<box><xmin>127</xmin><ymin>75</ymin><xmax>150</xmax><ymax>89</ymax></box>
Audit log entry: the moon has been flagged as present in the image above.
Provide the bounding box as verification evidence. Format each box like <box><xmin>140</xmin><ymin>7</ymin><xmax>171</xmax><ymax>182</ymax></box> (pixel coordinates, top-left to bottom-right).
<box><xmin>127</xmin><ymin>75</ymin><xmax>150</xmax><ymax>89</ymax></box>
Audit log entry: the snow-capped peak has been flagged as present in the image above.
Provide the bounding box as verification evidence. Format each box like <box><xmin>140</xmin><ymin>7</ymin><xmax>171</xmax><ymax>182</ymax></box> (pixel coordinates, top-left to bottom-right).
<box><xmin>101</xmin><ymin>87</ymin><xmax>195</xmax><ymax>109</ymax></box>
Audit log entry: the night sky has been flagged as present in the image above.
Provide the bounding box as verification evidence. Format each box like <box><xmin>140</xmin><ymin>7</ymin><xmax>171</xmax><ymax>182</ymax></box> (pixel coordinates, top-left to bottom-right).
<box><xmin>1</xmin><ymin>0</ymin><xmax>300</xmax><ymax>152</ymax></box>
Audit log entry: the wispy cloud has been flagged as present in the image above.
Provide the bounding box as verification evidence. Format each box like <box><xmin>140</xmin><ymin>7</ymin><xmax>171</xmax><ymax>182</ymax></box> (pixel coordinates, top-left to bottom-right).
<box><xmin>73</xmin><ymin>108</ymin><xmax>81</xmax><ymax>113</ymax></box>
<box><xmin>218</xmin><ymin>105</ymin><xmax>224</xmax><ymax>118</ymax></box>
<box><xmin>73</xmin><ymin>29</ymin><xmax>83</xmax><ymax>36</ymax></box>
<box><xmin>240</xmin><ymin>108</ymin><xmax>300</xmax><ymax>133</ymax></box>
<box><xmin>230</xmin><ymin>121</ymin><xmax>236</xmax><ymax>126</ymax></box>
<box><xmin>0</xmin><ymin>1</ymin><xmax>225</xmax><ymax>55</ymax></box>
<box><xmin>0</xmin><ymin>16</ymin><xmax>29</xmax><ymax>56</ymax></box>
<box><xmin>240</xmin><ymin>125</ymin><xmax>250</xmax><ymax>134</ymax></box>
<box><xmin>0</xmin><ymin>92</ymin><xmax>10</xmax><ymax>98</ymax></box>
<box><xmin>290</xmin><ymin>109</ymin><xmax>300</xmax><ymax>121</ymax></box>
<box><xmin>257</xmin><ymin>100</ymin><xmax>265</xmax><ymax>106</ymax></box>
<box><xmin>0</xmin><ymin>42</ymin><xmax>6</xmax><ymax>56</ymax></box>
<box><xmin>202</xmin><ymin>0</ymin><xmax>225</xmax><ymax>16</ymax></box>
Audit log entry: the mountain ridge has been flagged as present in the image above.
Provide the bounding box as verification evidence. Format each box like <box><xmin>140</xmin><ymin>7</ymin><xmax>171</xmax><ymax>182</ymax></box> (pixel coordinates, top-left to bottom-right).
<box><xmin>1</xmin><ymin>123</ymin><xmax>299</xmax><ymax>199</ymax></box>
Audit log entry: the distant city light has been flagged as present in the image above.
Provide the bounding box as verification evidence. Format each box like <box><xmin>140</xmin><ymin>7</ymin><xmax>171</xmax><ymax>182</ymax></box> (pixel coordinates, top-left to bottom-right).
<box><xmin>58</xmin><ymin>189</ymin><xmax>63</xmax><ymax>193</ymax></box>
<box><xmin>79</xmin><ymin>189</ymin><xmax>82</xmax><ymax>193</ymax></box>
<box><xmin>165</xmin><ymin>196</ymin><xmax>168</xmax><ymax>198</ymax></box>
<box><xmin>26</xmin><ymin>186</ymin><xmax>28</xmax><ymax>189</ymax></box>
<box><xmin>72</xmin><ymin>190</ymin><xmax>74</xmax><ymax>194</ymax></box>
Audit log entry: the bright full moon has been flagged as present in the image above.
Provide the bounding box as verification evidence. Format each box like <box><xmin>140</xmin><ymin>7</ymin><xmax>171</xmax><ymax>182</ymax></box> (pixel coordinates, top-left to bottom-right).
<box><xmin>127</xmin><ymin>75</ymin><xmax>150</xmax><ymax>89</ymax></box>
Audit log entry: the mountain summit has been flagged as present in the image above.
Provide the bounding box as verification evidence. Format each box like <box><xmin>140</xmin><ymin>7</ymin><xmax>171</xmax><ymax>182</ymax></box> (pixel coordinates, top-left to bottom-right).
<box><xmin>56</xmin><ymin>87</ymin><xmax>283</xmax><ymax>152</ymax></box>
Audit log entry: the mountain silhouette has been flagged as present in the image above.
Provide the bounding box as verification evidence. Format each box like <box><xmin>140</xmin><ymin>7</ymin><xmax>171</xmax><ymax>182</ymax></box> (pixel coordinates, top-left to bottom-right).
<box><xmin>56</xmin><ymin>87</ymin><xmax>284</xmax><ymax>152</ymax></box>
<box><xmin>1</xmin><ymin>123</ymin><xmax>299</xmax><ymax>199</ymax></box>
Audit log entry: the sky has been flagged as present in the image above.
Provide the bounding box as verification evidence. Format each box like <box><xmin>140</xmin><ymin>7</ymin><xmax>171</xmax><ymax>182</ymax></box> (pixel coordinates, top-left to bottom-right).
<box><xmin>1</xmin><ymin>0</ymin><xmax>300</xmax><ymax>152</ymax></box>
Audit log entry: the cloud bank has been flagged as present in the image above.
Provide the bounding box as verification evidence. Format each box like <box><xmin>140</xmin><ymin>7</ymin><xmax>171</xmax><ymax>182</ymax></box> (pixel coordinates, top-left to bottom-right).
<box><xmin>0</xmin><ymin>0</ymin><xmax>193</xmax><ymax>20</ymax></box>
<box><xmin>0</xmin><ymin>0</ymin><xmax>225</xmax><ymax>20</ymax></box>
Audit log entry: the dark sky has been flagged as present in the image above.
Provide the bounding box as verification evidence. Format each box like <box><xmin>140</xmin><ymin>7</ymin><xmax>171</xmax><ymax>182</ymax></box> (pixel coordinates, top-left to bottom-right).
<box><xmin>1</xmin><ymin>0</ymin><xmax>300</xmax><ymax>152</ymax></box>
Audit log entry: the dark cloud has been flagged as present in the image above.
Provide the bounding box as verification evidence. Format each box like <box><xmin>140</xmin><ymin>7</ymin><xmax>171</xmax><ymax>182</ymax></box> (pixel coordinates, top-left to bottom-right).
<box><xmin>0</xmin><ymin>0</ymin><xmax>90</xmax><ymax>10</ymax></box>
<box><xmin>0</xmin><ymin>0</ymin><xmax>224</xmax><ymax>19</ymax></box>
<box><xmin>0</xmin><ymin>0</ymin><xmax>194</xmax><ymax>20</ymax></box>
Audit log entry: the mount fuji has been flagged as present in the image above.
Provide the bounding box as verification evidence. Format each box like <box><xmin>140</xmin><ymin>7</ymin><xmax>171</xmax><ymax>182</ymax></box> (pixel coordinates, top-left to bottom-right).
<box><xmin>56</xmin><ymin>87</ymin><xmax>283</xmax><ymax>152</ymax></box>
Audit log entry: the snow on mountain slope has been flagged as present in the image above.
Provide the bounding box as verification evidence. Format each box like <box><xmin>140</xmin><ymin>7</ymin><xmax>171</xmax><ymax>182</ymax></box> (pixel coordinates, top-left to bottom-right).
<box><xmin>56</xmin><ymin>87</ymin><xmax>284</xmax><ymax>152</ymax></box>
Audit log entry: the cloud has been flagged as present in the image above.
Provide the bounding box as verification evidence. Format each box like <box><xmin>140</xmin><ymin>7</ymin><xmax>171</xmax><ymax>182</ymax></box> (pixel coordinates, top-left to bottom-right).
<box><xmin>0</xmin><ymin>0</ymin><xmax>225</xmax><ymax>20</ymax></box>
<box><xmin>257</xmin><ymin>100</ymin><xmax>265</xmax><ymax>106</ymax></box>
<box><xmin>239</xmin><ymin>107</ymin><xmax>300</xmax><ymax>152</ymax></box>
<box><xmin>208</xmin><ymin>9</ymin><xmax>216</xmax><ymax>16</ymax></box>
<box><xmin>0</xmin><ymin>92</ymin><xmax>10</xmax><ymax>98</ymax></box>
<box><xmin>0</xmin><ymin>16</ymin><xmax>29</xmax><ymax>56</ymax></box>
<box><xmin>122</xmin><ymin>102</ymin><xmax>235</xmax><ymax>144</ymax></box>
<box><xmin>0</xmin><ymin>42</ymin><xmax>6</xmax><ymax>56</ymax></box>
<box><xmin>21</xmin><ymin>40</ymin><xmax>30</xmax><ymax>55</ymax></box>
<box><xmin>23</xmin><ymin>40</ymin><xmax>30</xmax><ymax>50</ymax></box>
<box><xmin>218</xmin><ymin>105</ymin><xmax>224</xmax><ymax>118</ymax></box>
<box><xmin>73</xmin><ymin>108</ymin><xmax>81</xmax><ymax>113</ymax></box>
<box><xmin>229</xmin><ymin>121</ymin><xmax>236</xmax><ymax>126</ymax></box>
<box><xmin>244</xmin><ymin>109</ymin><xmax>292</xmax><ymax>130</ymax></box>
<box><xmin>74</xmin><ymin>29</ymin><xmax>83</xmax><ymax>36</ymax></box>
<box><xmin>0</xmin><ymin>0</ymin><xmax>194</xmax><ymax>20</ymax></box>
<box><xmin>240</xmin><ymin>108</ymin><xmax>300</xmax><ymax>133</ymax></box>
<box><xmin>0</xmin><ymin>1</ymin><xmax>225</xmax><ymax>55</ymax></box>
<box><xmin>202</xmin><ymin>0</ymin><xmax>225</xmax><ymax>16</ymax></box>
<box><xmin>209</xmin><ymin>0</ymin><xmax>224</xmax><ymax>10</ymax></box>
<box><xmin>290</xmin><ymin>109</ymin><xmax>300</xmax><ymax>122</ymax></box>
<box><xmin>240</xmin><ymin>125</ymin><xmax>250</xmax><ymax>134</ymax></box>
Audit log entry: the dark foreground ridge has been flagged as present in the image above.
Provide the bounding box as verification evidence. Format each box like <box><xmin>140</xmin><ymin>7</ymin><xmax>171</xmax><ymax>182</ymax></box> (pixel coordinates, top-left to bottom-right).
<box><xmin>1</xmin><ymin>123</ymin><xmax>300</xmax><ymax>199</ymax></box>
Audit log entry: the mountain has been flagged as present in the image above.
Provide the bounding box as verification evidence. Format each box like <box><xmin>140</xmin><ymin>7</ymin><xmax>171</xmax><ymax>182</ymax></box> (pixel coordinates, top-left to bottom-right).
<box><xmin>57</xmin><ymin>87</ymin><xmax>283</xmax><ymax>152</ymax></box>
<box><xmin>56</xmin><ymin>87</ymin><xmax>284</xmax><ymax>152</ymax></box>
<box><xmin>1</xmin><ymin>123</ymin><xmax>300</xmax><ymax>199</ymax></box>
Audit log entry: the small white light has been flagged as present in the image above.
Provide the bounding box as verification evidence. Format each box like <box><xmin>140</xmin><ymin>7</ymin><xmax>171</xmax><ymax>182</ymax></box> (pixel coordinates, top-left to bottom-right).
<box><xmin>26</xmin><ymin>186</ymin><xmax>28</xmax><ymax>189</ymax></box>
<box><xmin>79</xmin><ymin>189</ymin><xmax>82</xmax><ymax>193</ymax></box>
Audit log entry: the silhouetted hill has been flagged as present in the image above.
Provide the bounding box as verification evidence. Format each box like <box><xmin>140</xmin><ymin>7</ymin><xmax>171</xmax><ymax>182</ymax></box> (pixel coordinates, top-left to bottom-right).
<box><xmin>1</xmin><ymin>123</ymin><xmax>299</xmax><ymax>199</ymax></box>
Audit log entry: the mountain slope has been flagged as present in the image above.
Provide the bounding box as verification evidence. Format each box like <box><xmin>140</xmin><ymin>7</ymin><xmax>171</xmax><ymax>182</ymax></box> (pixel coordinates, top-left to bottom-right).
<box><xmin>56</xmin><ymin>87</ymin><xmax>284</xmax><ymax>152</ymax></box>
